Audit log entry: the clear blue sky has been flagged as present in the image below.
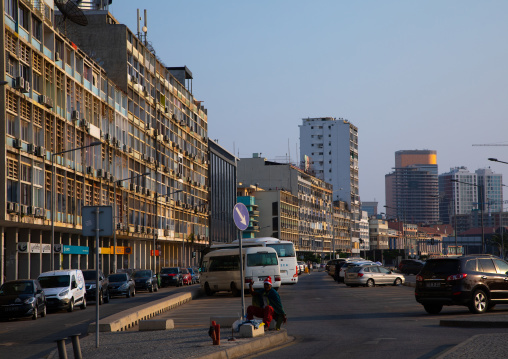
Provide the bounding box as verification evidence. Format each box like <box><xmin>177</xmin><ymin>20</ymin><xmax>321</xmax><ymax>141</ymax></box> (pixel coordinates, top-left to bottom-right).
<box><xmin>109</xmin><ymin>1</ymin><xmax>508</xmax><ymax>206</ymax></box>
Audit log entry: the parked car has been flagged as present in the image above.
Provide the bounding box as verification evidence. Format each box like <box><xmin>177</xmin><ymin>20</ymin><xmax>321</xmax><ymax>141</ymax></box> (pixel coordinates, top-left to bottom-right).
<box><xmin>415</xmin><ymin>254</ymin><xmax>508</xmax><ymax>314</ymax></box>
<box><xmin>160</xmin><ymin>267</ymin><xmax>183</xmax><ymax>287</ymax></box>
<box><xmin>345</xmin><ymin>265</ymin><xmax>405</xmax><ymax>287</ymax></box>
<box><xmin>188</xmin><ymin>267</ymin><xmax>200</xmax><ymax>284</ymax></box>
<box><xmin>181</xmin><ymin>268</ymin><xmax>192</xmax><ymax>285</ymax></box>
<box><xmin>38</xmin><ymin>269</ymin><xmax>86</xmax><ymax>312</ymax></box>
<box><xmin>132</xmin><ymin>270</ymin><xmax>158</xmax><ymax>292</ymax></box>
<box><xmin>0</xmin><ymin>279</ymin><xmax>47</xmax><ymax>320</ymax></box>
<box><xmin>82</xmin><ymin>270</ymin><xmax>110</xmax><ymax>305</ymax></box>
<box><xmin>297</xmin><ymin>261</ymin><xmax>305</xmax><ymax>275</ymax></box>
<box><xmin>108</xmin><ymin>273</ymin><xmax>135</xmax><ymax>298</ymax></box>
<box><xmin>328</xmin><ymin>259</ymin><xmax>346</xmax><ymax>278</ymax></box>
<box><xmin>338</xmin><ymin>261</ymin><xmax>375</xmax><ymax>282</ymax></box>
<box><xmin>400</xmin><ymin>260</ymin><xmax>425</xmax><ymax>275</ymax></box>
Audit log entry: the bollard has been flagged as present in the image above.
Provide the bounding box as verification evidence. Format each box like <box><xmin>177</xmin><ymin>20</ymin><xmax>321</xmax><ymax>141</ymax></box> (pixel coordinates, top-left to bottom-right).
<box><xmin>215</xmin><ymin>323</ymin><xmax>220</xmax><ymax>345</ymax></box>
<box><xmin>69</xmin><ymin>334</ymin><xmax>82</xmax><ymax>359</ymax></box>
<box><xmin>55</xmin><ymin>338</ymin><xmax>68</xmax><ymax>359</ymax></box>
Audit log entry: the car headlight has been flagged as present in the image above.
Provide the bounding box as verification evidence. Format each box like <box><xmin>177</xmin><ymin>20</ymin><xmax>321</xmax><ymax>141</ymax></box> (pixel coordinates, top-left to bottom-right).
<box><xmin>24</xmin><ymin>297</ymin><xmax>36</xmax><ymax>305</ymax></box>
<box><xmin>59</xmin><ymin>289</ymin><xmax>69</xmax><ymax>297</ymax></box>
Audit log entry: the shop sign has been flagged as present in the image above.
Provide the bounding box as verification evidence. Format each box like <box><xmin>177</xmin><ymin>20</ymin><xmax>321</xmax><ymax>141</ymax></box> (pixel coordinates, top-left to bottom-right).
<box><xmin>62</xmin><ymin>245</ymin><xmax>89</xmax><ymax>255</ymax></box>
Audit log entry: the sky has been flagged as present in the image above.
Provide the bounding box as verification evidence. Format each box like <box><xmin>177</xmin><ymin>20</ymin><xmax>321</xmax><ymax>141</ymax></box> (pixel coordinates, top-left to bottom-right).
<box><xmin>109</xmin><ymin>1</ymin><xmax>508</xmax><ymax>206</ymax></box>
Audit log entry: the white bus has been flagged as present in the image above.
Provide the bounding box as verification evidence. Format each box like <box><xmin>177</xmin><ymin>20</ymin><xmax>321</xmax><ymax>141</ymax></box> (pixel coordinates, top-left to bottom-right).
<box><xmin>211</xmin><ymin>237</ymin><xmax>298</xmax><ymax>285</ymax></box>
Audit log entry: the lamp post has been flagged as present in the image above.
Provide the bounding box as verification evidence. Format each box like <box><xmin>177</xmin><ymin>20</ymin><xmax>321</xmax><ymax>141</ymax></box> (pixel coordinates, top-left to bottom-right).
<box><xmin>51</xmin><ymin>141</ymin><xmax>101</xmax><ymax>271</ymax></box>
<box><xmin>113</xmin><ymin>171</ymin><xmax>150</xmax><ymax>273</ymax></box>
<box><xmin>451</xmin><ymin>178</ymin><xmax>485</xmax><ymax>254</ymax></box>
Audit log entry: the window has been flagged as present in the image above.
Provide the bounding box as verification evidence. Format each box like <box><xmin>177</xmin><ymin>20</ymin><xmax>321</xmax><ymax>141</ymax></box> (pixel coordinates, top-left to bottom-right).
<box><xmin>6</xmin><ymin>55</ymin><xmax>18</xmax><ymax>77</ymax></box>
<box><xmin>31</xmin><ymin>16</ymin><xmax>42</xmax><ymax>41</ymax></box>
<box><xmin>208</xmin><ymin>255</ymin><xmax>240</xmax><ymax>272</ymax></box>
<box><xmin>478</xmin><ymin>258</ymin><xmax>496</xmax><ymax>273</ymax></box>
<box><xmin>19</xmin><ymin>5</ymin><xmax>29</xmax><ymax>29</ymax></box>
<box><xmin>7</xmin><ymin>113</ymin><xmax>16</xmax><ymax>136</ymax></box>
<box><xmin>5</xmin><ymin>0</ymin><xmax>16</xmax><ymax>19</ymax></box>
<box><xmin>494</xmin><ymin>259</ymin><xmax>508</xmax><ymax>275</ymax></box>
<box><xmin>247</xmin><ymin>253</ymin><xmax>278</xmax><ymax>267</ymax></box>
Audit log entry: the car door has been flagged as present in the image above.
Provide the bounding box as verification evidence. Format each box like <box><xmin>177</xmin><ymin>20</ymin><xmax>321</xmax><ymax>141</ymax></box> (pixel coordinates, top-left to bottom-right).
<box><xmin>368</xmin><ymin>266</ymin><xmax>383</xmax><ymax>284</ymax></box>
<box><xmin>493</xmin><ymin>259</ymin><xmax>508</xmax><ymax>300</ymax></box>
<box><xmin>377</xmin><ymin>266</ymin><xmax>392</xmax><ymax>285</ymax></box>
<box><xmin>478</xmin><ymin>258</ymin><xmax>504</xmax><ymax>300</ymax></box>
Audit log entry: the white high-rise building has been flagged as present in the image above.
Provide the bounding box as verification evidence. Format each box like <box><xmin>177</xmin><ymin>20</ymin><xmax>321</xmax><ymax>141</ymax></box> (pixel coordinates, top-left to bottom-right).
<box><xmin>299</xmin><ymin>117</ymin><xmax>360</xmax><ymax>252</ymax></box>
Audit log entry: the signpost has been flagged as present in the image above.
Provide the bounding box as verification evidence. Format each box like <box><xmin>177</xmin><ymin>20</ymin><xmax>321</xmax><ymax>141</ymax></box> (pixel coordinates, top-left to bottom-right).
<box><xmin>233</xmin><ymin>203</ymin><xmax>249</xmax><ymax>318</ymax></box>
<box><xmin>82</xmin><ymin>206</ymin><xmax>113</xmax><ymax>349</ymax></box>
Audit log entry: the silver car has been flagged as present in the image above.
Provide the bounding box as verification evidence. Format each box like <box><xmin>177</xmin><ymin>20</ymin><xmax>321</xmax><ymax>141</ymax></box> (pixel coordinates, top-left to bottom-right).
<box><xmin>344</xmin><ymin>265</ymin><xmax>405</xmax><ymax>287</ymax></box>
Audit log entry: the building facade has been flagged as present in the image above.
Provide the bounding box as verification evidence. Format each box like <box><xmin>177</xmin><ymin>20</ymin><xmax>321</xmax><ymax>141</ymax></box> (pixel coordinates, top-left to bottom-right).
<box><xmin>299</xmin><ymin>117</ymin><xmax>360</xmax><ymax>253</ymax></box>
<box><xmin>237</xmin><ymin>156</ymin><xmax>333</xmax><ymax>254</ymax></box>
<box><xmin>385</xmin><ymin>150</ymin><xmax>438</xmax><ymax>224</ymax></box>
<box><xmin>1</xmin><ymin>2</ymin><xmax>209</xmax><ymax>283</ymax></box>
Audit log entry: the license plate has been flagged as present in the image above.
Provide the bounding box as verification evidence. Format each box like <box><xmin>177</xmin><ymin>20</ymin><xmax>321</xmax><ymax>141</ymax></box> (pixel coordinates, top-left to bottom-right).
<box><xmin>281</xmin><ymin>270</ymin><xmax>287</xmax><ymax>274</ymax></box>
<box><xmin>258</xmin><ymin>276</ymin><xmax>267</xmax><ymax>281</ymax></box>
<box><xmin>426</xmin><ymin>282</ymin><xmax>441</xmax><ymax>287</ymax></box>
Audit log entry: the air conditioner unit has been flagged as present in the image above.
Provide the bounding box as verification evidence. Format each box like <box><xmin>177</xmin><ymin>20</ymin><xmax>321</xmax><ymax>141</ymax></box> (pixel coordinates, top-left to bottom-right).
<box><xmin>109</xmin><ymin>175</ymin><xmax>115</xmax><ymax>182</ymax></box>
<box><xmin>103</xmin><ymin>171</ymin><xmax>109</xmax><ymax>179</ymax></box>
<box><xmin>149</xmin><ymin>157</ymin><xmax>155</xmax><ymax>164</ymax></box>
<box><xmin>35</xmin><ymin>146</ymin><xmax>45</xmax><ymax>157</ymax></box>
<box><xmin>38</xmin><ymin>94</ymin><xmax>47</xmax><ymax>105</ymax></box>
<box><xmin>72</xmin><ymin>110</ymin><xmax>80</xmax><ymax>121</ymax></box>
<box><xmin>130</xmin><ymin>183</ymin><xmax>137</xmax><ymax>191</ymax></box>
<box><xmin>135</xmin><ymin>224</ymin><xmax>140</xmax><ymax>233</ymax></box>
<box><xmin>163</xmin><ymin>135</ymin><xmax>170</xmax><ymax>143</ymax></box>
<box><xmin>140</xmin><ymin>226</ymin><xmax>145</xmax><ymax>234</ymax></box>
<box><xmin>26</xmin><ymin>143</ymin><xmax>35</xmax><ymax>154</ymax></box>
<box><xmin>44</xmin><ymin>97</ymin><xmax>53</xmax><ymax>108</ymax></box>
<box><xmin>123</xmin><ymin>144</ymin><xmax>128</xmax><ymax>152</ymax></box>
<box><xmin>14</xmin><ymin>77</ymin><xmax>25</xmax><ymax>90</ymax></box>
<box><xmin>7</xmin><ymin>202</ymin><xmax>15</xmax><ymax>213</ymax></box>
<box><xmin>146</xmin><ymin>189</ymin><xmax>151</xmax><ymax>197</ymax></box>
<box><xmin>117</xmin><ymin>181</ymin><xmax>124</xmax><ymax>188</ymax></box>
<box><xmin>20</xmin><ymin>205</ymin><xmax>28</xmax><ymax>214</ymax></box>
<box><xmin>135</xmin><ymin>185</ymin><xmax>141</xmax><ymax>193</ymax></box>
<box><xmin>116</xmin><ymin>223</ymin><xmax>123</xmax><ymax>230</ymax></box>
<box><xmin>128</xmin><ymin>146</ymin><xmax>132</xmax><ymax>153</ymax></box>
<box><xmin>165</xmin><ymin>107</ymin><xmax>169</xmax><ymax>114</ymax></box>
<box><xmin>146</xmin><ymin>228</ymin><xmax>152</xmax><ymax>235</ymax></box>
<box><xmin>163</xmin><ymin>166</ymin><xmax>169</xmax><ymax>173</ymax></box>
<box><xmin>13</xmin><ymin>139</ymin><xmax>22</xmax><ymax>149</ymax></box>
<box><xmin>97</xmin><ymin>169</ymin><xmax>104</xmax><ymax>178</ymax></box>
<box><xmin>35</xmin><ymin>207</ymin><xmax>43</xmax><ymax>218</ymax></box>
<box><xmin>141</xmin><ymin>187</ymin><xmax>146</xmax><ymax>195</ymax></box>
<box><xmin>23</xmin><ymin>81</ymin><xmax>30</xmax><ymax>93</ymax></box>
<box><xmin>55</xmin><ymin>52</ymin><xmax>61</xmax><ymax>61</ymax></box>
<box><xmin>164</xmin><ymin>229</ymin><xmax>170</xmax><ymax>236</ymax></box>
<box><xmin>104</xmin><ymin>133</ymin><xmax>111</xmax><ymax>142</ymax></box>
<box><xmin>86</xmin><ymin>166</ymin><xmax>93</xmax><ymax>174</ymax></box>
<box><xmin>132</xmin><ymin>76</ymin><xmax>138</xmax><ymax>85</ymax></box>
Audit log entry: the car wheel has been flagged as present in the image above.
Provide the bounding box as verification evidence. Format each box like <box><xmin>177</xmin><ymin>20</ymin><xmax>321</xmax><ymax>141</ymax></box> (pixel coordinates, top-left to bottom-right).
<box><xmin>32</xmin><ymin>306</ymin><xmax>38</xmax><ymax>320</ymax></box>
<box><xmin>205</xmin><ymin>282</ymin><xmax>214</xmax><ymax>296</ymax></box>
<box><xmin>104</xmin><ymin>291</ymin><xmax>110</xmax><ymax>304</ymax></box>
<box><xmin>423</xmin><ymin>304</ymin><xmax>443</xmax><ymax>315</ymax></box>
<box><xmin>41</xmin><ymin>304</ymin><xmax>47</xmax><ymax>318</ymax></box>
<box><xmin>469</xmin><ymin>289</ymin><xmax>489</xmax><ymax>314</ymax></box>
<box><xmin>393</xmin><ymin>278</ymin><xmax>402</xmax><ymax>286</ymax></box>
<box><xmin>149</xmin><ymin>284</ymin><xmax>153</xmax><ymax>293</ymax></box>
<box><xmin>132</xmin><ymin>289</ymin><xmax>135</xmax><ymax>297</ymax></box>
<box><xmin>366</xmin><ymin>279</ymin><xmax>375</xmax><ymax>288</ymax></box>
<box><xmin>126</xmin><ymin>289</ymin><xmax>131</xmax><ymax>298</ymax></box>
<box><xmin>68</xmin><ymin>298</ymin><xmax>74</xmax><ymax>312</ymax></box>
<box><xmin>80</xmin><ymin>297</ymin><xmax>87</xmax><ymax>310</ymax></box>
<box><xmin>99</xmin><ymin>290</ymin><xmax>103</xmax><ymax>305</ymax></box>
<box><xmin>154</xmin><ymin>284</ymin><xmax>158</xmax><ymax>292</ymax></box>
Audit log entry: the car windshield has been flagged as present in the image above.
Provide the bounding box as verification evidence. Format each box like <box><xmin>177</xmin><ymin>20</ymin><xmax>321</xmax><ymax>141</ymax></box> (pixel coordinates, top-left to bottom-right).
<box><xmin>267</xmin><ymin>244</ymin><xmax>295</xmax><ymax>258</ymax></box>
<box><xmin>39</xmin><ymin>275</ymin><xmax>70</xmax><ymax>288</ymax></box>
<box><xmin>161</xmin><ymin>268</ymin><xmax>178</xmax><ymax>274</ymax></box>
<box><xmin>420</xmin><ymin>259</ymin><xmax>460</xmax><ymax>275</ymax></box>
<box><xmin>0</xmin><ymin>282</ymin><xmax>34</xmax><ymax>295</ymax></box>
<box><xmin>132</xmin><ymin>270</ymin><xmax>152</xmax><ymax>278</ymax></box>
<box><xmin>82</xmin><ymin>271</ymin><xmax>97</xmax><ymax>280</ymax></box>
<box><xmin>108</xmin><ymin>274</ymin><xmax>128</xmax><ymax>282</ymax></box>
<box><xmin>247</xmin><ymin>252</ymin><xmax>278</xmax><ymax>266</ymax></box>
<box><xmin>348</xmin><ymin>267</ymin><xmax>363</xmax><ymax>273</ymax></box>
<box><xmin>181</xmin><ymin>269</ymin><xmax>189</xmax><ymax>274</ymax></box>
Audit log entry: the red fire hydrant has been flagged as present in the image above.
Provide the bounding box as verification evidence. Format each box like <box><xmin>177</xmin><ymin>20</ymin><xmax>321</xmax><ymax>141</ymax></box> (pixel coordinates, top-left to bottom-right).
<box><xmin>209</xmin><ymin>321</ymin><xmax>221</xmax><ymax>345</ymax></box>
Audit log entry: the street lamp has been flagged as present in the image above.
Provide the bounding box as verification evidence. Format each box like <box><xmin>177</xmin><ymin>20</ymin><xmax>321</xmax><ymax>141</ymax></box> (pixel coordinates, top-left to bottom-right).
<box><xmin>451</xmin><ymin>179</ymin><xmax>485</xmax><ymax>254</ymax></box>
<box><xmin>113</xmin><ymin>171</ymin><xmax>150</xmax><ymax>273</ymax></box>
<box><xmin>51</xmin><ymin>141</ymin><xmax>101</xmax><ymax>271</ymax></box>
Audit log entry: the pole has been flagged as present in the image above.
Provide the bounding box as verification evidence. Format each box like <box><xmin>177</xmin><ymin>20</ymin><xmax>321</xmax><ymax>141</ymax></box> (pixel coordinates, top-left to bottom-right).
<box><xmin>51</xmin><ymin>155</ymin><xmax>55</xmax><ymax>271</ymax></box>
<box><xmin>95</xmin><ymin>206</ymin><xmax>100</xmax><ymax>348</ymax></box>
<box><xmin>480</xmin><ymin>184</ymin><xmax>485</xmax><ymax>254</ymax></box>
<box><xmin>113</xmin><ymin>181</ymin><xmax>117</xmax><ymax>273</ymax></box>
<box><xmin>501</xmin><ymin>210</ymin><xmax>504</xmax><ymax>259</ymax></box>
<box><xmin>239</xmin><ymin>230</ymin><xmax>245</xmax><ymax>318</ymax></box>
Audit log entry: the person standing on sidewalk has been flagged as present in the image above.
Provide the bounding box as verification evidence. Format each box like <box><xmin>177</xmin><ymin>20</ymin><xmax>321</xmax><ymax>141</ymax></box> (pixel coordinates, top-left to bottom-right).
<box><xmin>247</xmin><ymin>276</ymin><xmax>287</xmax><ymax>330</ymax></box>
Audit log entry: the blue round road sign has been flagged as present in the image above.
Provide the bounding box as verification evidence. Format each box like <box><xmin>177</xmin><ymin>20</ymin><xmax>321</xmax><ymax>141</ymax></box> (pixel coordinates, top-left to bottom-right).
<box><xmin>233</xmin><ymin>203</ymin><xmax>250</xmax><ymax>231</ymax></box>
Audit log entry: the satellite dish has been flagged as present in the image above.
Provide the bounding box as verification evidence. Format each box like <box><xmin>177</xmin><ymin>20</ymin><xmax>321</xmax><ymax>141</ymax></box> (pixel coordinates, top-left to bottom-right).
<box><xmin>54</xmin><ymin>0</ymin><xmax>88</xmax><ymax>26</ymax></box>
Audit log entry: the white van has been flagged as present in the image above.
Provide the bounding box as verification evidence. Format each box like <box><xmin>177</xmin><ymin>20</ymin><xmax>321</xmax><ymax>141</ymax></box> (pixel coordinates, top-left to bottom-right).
<box><xmin>38</xmin><ymin>269</ymin><xmax>86</xmax><ymax>312</ymax></box>
<box><xmin>200</xmin><ymin>247</ymin><xmax>281</xmax><ymax>296</ymax></box>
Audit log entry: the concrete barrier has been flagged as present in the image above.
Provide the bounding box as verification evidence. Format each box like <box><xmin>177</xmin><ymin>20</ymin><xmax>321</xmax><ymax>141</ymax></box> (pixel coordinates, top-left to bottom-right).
<box><xmin>139</xmin><ymin>319</ymin><xmax>174</xmax><ymax>331</ymax></box>
<box><xmin>239</xmin><ymin>323</ymin><xmax>264</xmax><ymax>338</ymax></box>
<box><xmin>209</xmin><ymin>316</ymin><xmax>240</xmax><ymax>328</ymax></box>
<box><xmin>88</xmin><ymin>287</ymin><xmax>202</xmax><ymax>333</ymax></box>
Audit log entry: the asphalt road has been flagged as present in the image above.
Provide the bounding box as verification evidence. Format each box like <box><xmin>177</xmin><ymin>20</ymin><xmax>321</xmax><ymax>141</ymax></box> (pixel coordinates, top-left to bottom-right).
<box><xmin>0</xmin><ymin>283</ymin><xmax>198</xmax><ymax>359</ymax></box>
<box><xmin>251</xmin><ymin>271</ymin><xmax>508</xmax><ymax>359</ymax></box>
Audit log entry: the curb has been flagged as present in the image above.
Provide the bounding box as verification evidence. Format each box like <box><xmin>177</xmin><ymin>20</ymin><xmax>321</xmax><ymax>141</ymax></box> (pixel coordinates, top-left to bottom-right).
<box><xmin>434</xmin><ymin>334</ymin><xmax>483</xmax><ymax>359</ymax></box>
<box><xmin>440</xmin><ymin>319</ymin><xmax>508</xmax><ymax>328</ymax></box>
<box><xmin>194</xmin><ymin>329</ymin><xmax>289</xmax><ymax>359</ymax></box>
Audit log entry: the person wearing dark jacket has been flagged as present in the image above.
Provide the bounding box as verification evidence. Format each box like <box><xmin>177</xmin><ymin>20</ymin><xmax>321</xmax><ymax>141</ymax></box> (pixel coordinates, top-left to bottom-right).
<box><xmin>247</xmin><ymin>276</ymin><xmax>287</xmax><ymax>330</ymax></box>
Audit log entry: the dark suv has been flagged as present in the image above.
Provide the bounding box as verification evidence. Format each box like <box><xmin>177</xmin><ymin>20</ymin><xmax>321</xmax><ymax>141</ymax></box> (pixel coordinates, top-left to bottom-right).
<box><xmin>82</xmin><ymin>270</ymin><xmax>110</xmax><ymax>305</ymax></box>
<box><xmin>400</xmin><ymin>259</ymin><xmax>424</xmax><ymax>275</ymax></box>
<box><xmin>415</xmin><ymin>254</ymin><xmax>508</xmax><ymax>314</ymax></box>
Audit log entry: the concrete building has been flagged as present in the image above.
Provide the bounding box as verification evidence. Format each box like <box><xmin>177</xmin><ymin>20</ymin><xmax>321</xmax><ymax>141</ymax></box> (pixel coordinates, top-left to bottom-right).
<box><xmin>385</xmin><ymin>150</ymin><xmax>439</xmax><ymax>224</ymax></box>
<box><xmin>359</xmin><ymin>210</ymin><xmax>370</xmax><ymax>254</ymax></box>
<box><xmin>369</xmin><ymin>218</ymin><xmax>389</xmax><ymax>250</ymax></box>
<box><xmin>236</xmin><ymin>185</ymin><xmax>261</xmax><ymax>239</ymax></box>
<box><xmin>332</xmin><ymin>200</ymin><xmax>351</xmax><ymax>254</ymax></box>
<box><xmin>476</xmin><ymin>168</ymin><xmax>503</xmax><ymax>213</ymax></box>
<box><xmin>299</xmin><ymin>117</ymin><xmax>360</xmax><ymax>253</ymax></box>
<box><xmin>361</xmin><ymin>201</ymin><xmax>378</xmax><ymax>218</ymax></box>
<box><xmin>0</xmin><ymin>2</ymin><xmax>209</xmax><ymax>283</ymax></box>
<box><xmin>237</xmin><ymin>156</ymin><xmax>333</xmax><ymax>254</ymax></box>
<box><xmin>438</xmin><ymin>167</ymin><xmax>478</xmax><ymax>226</ymax></box>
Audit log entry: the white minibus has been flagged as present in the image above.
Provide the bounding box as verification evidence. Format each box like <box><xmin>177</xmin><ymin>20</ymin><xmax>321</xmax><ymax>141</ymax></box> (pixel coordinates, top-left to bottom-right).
<box><xmin>200</xmin><ymin>247</ymin><xmax>281</xmax><ymax>296</ymax></box>
<box><xmin>211</xmin><ymin>237</ymin><xmax>298</xmax><ymax>285</ymax></box>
